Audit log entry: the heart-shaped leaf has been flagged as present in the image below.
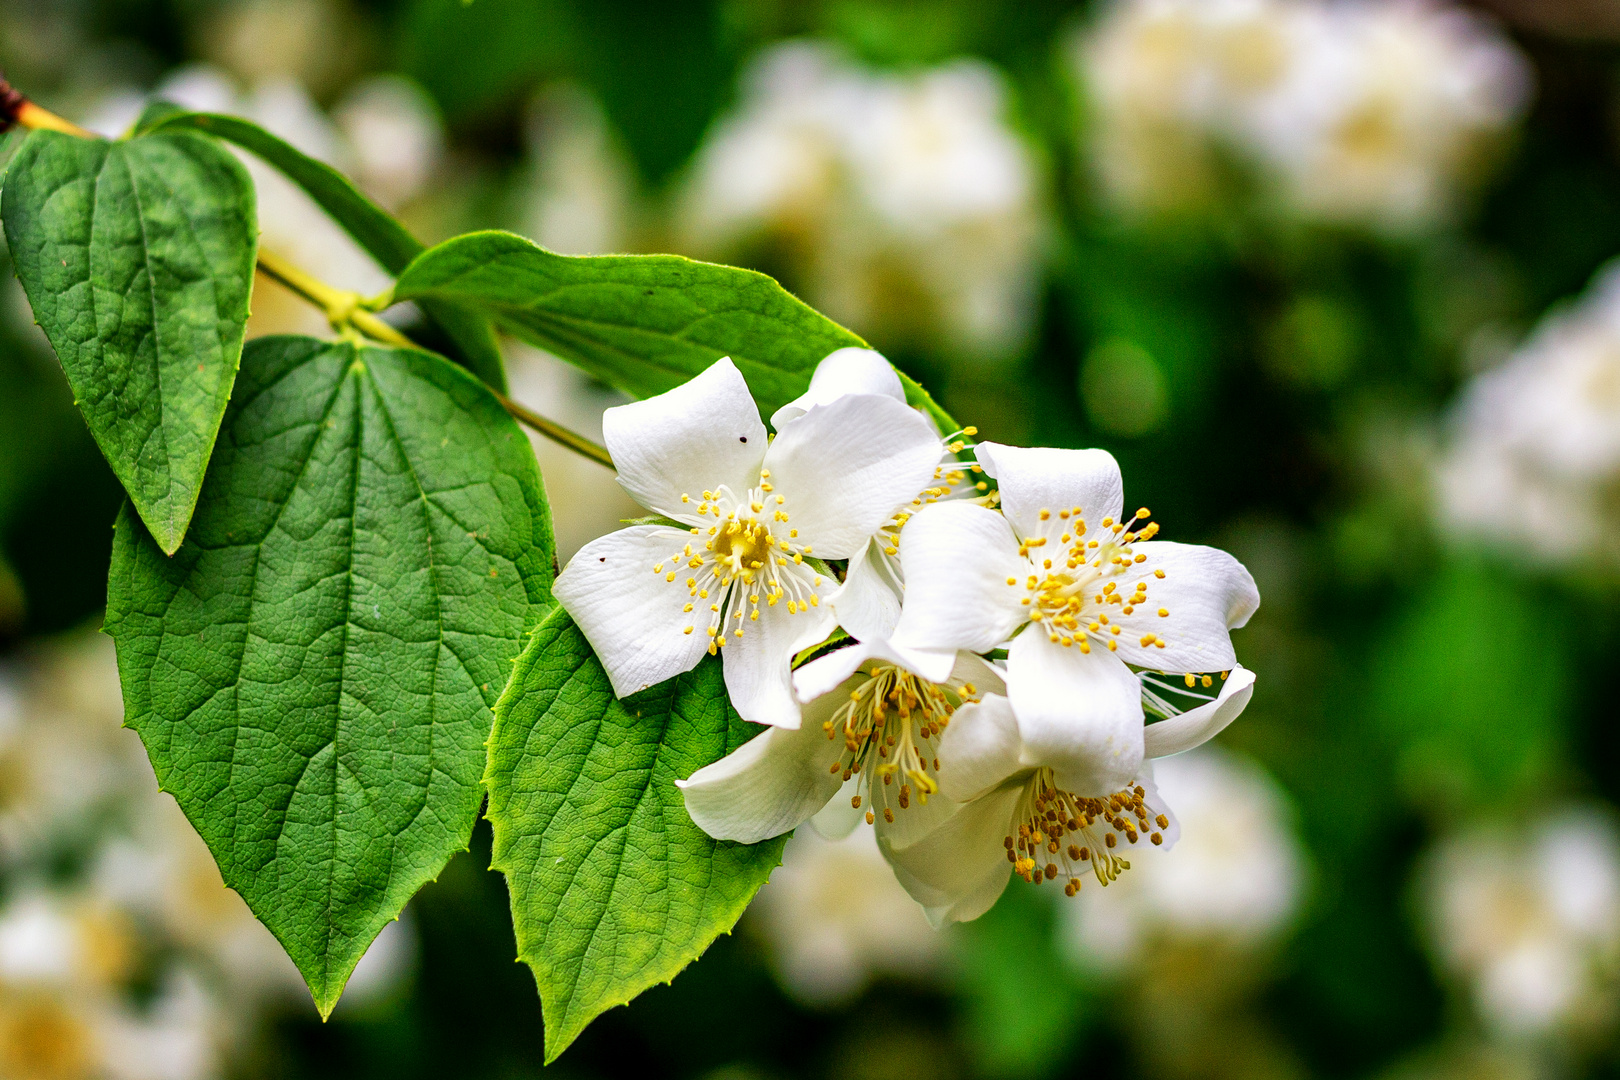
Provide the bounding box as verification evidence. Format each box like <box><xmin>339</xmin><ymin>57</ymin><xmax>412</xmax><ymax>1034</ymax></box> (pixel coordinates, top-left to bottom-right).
<box><xmin>105</xmin><ymin>335</ymin><xmax>554</xmax><ymax>1014</ymax></box>
<box><xmin>485</xmin><ymin>606</ymin><xmax>786</xmax><ymax>1062</ymax></box>
<box><xmin>2</xmin><ymin>128</ymin><xmax>256</xmax><ymax>553</ymax></box>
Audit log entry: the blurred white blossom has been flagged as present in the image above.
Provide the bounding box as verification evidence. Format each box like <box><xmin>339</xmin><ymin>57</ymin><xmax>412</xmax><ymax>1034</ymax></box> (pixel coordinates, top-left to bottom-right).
<box><xmin>748</xmin><ymin>824</ymin><xmax>945</xmax><ymax>1006</ymax></box>
<box><xmin>1075</xmin><ymin>0</ymin><xmax>1307</xmax><ymax>212</ymax></box>
<box><xmin>1437</xmin><ymin>260</ymin><xmax>1620</xmax><ymax>570</ymax></box>
<box><xmin>1072</xmin><ymin>0</ymin><xmax>1531</xmax><ymax>231</ymax></box>
<box><xmin>333</xmin><ymin>75</ymin><xmax>445</xmax><ymax>213</ymax></box>
<box><xmin>1060</xmin><ymin>744</ymin><xmax>1305</xmax><ymax>971</ymax></box>
<box><xmin>678</xmin><ymin>42</ymin><xmax>1043</xmax><ymax>363</ymax></box>
<box><xmin>519</xmin><ymin>84</ymin><xmax>636</xmax><ymax>256</ymax></box>
<box><xmin>1419</xmin><ymin>808</ymin><xmax>1620</xmax><ymax>1043</ymax></box>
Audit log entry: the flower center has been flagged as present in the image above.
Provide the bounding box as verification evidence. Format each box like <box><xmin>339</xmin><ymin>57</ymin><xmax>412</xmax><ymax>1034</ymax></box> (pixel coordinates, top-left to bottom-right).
<box><xmin>711</xmin><ymin>518</ymin><xmax>771</xmax><ymax>576</ymax></box>
<box><xmin>1006</xmin><ymin>768</ymin><xmax>1168</xmax><ymax>897</ymax></box>
<box><xmin>821</xmin><ymin>664</ymin><xmax>979</xmax><ymax>824</ymax></box>
<box><xmin>1011</xmin><ymin>505</ymin><xmax>1170</xmax><ymax>654</ymax></box>
<box><xmin>653</xmin><ymin>469</ymin><xmax>826</xmax><ymax>653</ymax></box>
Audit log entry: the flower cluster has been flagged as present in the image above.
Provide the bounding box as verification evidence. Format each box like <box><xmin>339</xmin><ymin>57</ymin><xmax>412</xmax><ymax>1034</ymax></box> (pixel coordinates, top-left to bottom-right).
<box><xmin>675</xmin><ymin>41</ymin><xmax>1043</xmax><ymax>364</ymax></box>
<box><xmin>556</xmin><ymin>350</ymin><xmax>1260</xmax><ymax>925</ymax></box>
<box><xmin>1419</xmin><ymin>808</ymin><xmax>1620</xmax><ymax>1044</ymax></box>
<box><xmin>1072</xmin><ymin>0</ymin><xmax>1531</xmax><ymax>231</ymax></box>
<box><xmin>1437</xmin><ymin>259</ymin><xmax>1620</xmax><ymax>571</ymax></box>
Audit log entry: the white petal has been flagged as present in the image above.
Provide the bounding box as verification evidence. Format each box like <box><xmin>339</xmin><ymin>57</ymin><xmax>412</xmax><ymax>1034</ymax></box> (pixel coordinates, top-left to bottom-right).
<box><xmin>676</xmin><ymin>680</ymin><xmax>854</xmax><ymax>843</ymax></box>
<box><xmin>791</xmin><ymin>635</ymin><xmax>958</xmax><ymax>702</ymax></box>
<box><xmin>872</xmin><ymin>782</ymin><xmax>963</xmax><ymax>853</ymax></box>
<box><xmin>792</xmin><ymin>642</ymin><xmax>876</xmax><ymax>707</ymax></box>
<box><xmin>763</xmin><ymin>394</ymin><xmax>943</xmax><ymax>558</ymax></box>
<box><xmin>1107</xmin><ymin>542</ymin><xmax>1260</xmax><ymax>673</ymax></box>
<box><xmin>1133</xmin><ymin>759</ymin><xmax>1181</xmax><ymax>851</ymax></box>
<box><xmin>810</xmin><ymin>777</ymin><xmax>865</xmax><ymax>839</ymax></box>
<box><xmin>1143</xmin><ymin>665</ymin><xmax>1256</xmax><ymax>758</ymax></box>
<box><xmin>554</xmin><ymin>526</ymin><xmax>710</xmax><ymax>698</ymax></box>
<box><xmin>974</xmin><ymin>442</ymin><xmax>1123</xmax><ymax>541</ymax></box>
<box><xmin>769</xmin><ymin>347</ymin><xmax>903</xmax><ymax>429</ymax></box>
<box><xmin>946</xmin><ymin>652</ymin><xmax>1008</xmax><ymax>697</ymax></box>
<box><xmin>721</xmin><ymin>593</ymin><xmax>838</xmax><ymax>729</ymax></box>
<box><xmin>830</xmin><ymin>539</ymin><xmax>903</xmax><ymax>643</ymax></box>
<box><xmin>936</xmin><ymin>694</ymin><xmax>1025</xmax><ymax>802</ymax></box>
<box><xmin>890</xmin><ymin>502</ymin><xmax>1027</xmax><ymax>664</ymax></box>
<box><xmin>880</xmin><ymin>783</ymin><xmax>1022</xmax><ymax>927</ymax></box>
<box><xmin>1006</xmin><ymin>632</ymin><xmax>1144</xmax><ymax>796</ymax></box>
<box><xmin>602</xmin><ymin>357</ymin><xmax>766</xmax><ymax>520</ymax></box>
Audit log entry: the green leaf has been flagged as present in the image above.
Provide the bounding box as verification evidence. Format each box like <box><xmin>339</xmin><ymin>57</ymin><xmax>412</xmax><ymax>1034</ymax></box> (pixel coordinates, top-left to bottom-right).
<box><xmin>485</xmin><ymin>606</ymin><xmax>785</xmax><ymax>1062</ymax></box>
<box><xmin>0</xmin><ymin>127</ymin><xmax>23</xmax><ymax>186</ymax></box>
<box><xmin>1</xmin><ymin>128</ymin><xmax>256</xmax><ymax>554</ymax></box>
<box><xmin>138</xmin><ymin>110</ymin><xmax>509</xmax><ymax>392</ymax></box>
<box><xmin>394</xmin><ymin>230</ymin><xmax>957</xmax><ymax>428</ymax></box>
<box><xmin>104</xmin><ymin>335</ymin><xmax>554</xmax><ymax>1015</ymax></box>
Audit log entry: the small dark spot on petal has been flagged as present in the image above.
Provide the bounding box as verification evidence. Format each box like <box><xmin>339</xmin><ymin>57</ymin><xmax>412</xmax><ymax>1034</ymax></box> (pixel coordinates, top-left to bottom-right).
<box><xmin>739</xmin><ymin>436</ymin><xmax>747</xmax><ymax>443</ymax></box>
<box><xmin>599</xmin><ymin>557</ymin><xmax>606</xmax><ymax>562</ymax></box>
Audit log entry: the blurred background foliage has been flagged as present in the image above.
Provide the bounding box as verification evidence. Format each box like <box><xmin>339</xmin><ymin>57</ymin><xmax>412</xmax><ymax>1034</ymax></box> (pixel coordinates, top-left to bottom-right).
<box><xmin>4</xmin><ymin>0</ymin><xmax>1620</xmax><ymax>1078</ymax></box>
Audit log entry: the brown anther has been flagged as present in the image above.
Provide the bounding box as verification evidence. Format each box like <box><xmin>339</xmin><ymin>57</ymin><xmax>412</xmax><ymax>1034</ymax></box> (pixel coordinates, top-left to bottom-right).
<box><xmin>883</xmin><ymin>808</ymin><xmax>894</xmax><ymax>823</ymax></box>
<box><xmin>1044</xmin><ymin>863</ymin><xmax>1058</xmax><ymax>880</ymax></box>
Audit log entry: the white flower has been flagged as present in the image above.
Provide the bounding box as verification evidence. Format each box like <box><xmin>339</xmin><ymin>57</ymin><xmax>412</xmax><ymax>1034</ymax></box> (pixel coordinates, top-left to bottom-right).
<box><xmin>770</xmin><ymin>347</ymin><xmax>986</xmax><ymax>641</ymax></box>
<box><xmin>1419</xmin><ymin>807</ymin><xmax>1620</xmax><ymax>1041</ymax></box>
<box><xmin>1071</xmin><ymin>0</ymin><xmax>1530</xmax><ymax>230</ymax></box>
<box><xmin>677</xmin><ymin>42</ymin><xmax>1042</xmax><ymax>362</ymax></box>
<box><xmin>879</xmin><ymin>665</ymin><xmax>1255</xmax><ymax>925</ymax></box>
<box><xmin>1060</xmin><ymin>743</ymin><xmax>1305</xmax><ymax>971</ymax></box>
<box><xmin>678</xmin><ymin>639</ymin><xmax>1001</xmax><ymax>845</ymax></box>
<box><xmin>554</xmin><ymin>357</ymin><xmax>944</xmax><ymax>728</ymax></box>
<box><xmin>1248</xmin><ymin>0</ymin><xmax>1530</xmax><ymax>231</ymax></box>
<box><xmin>1437</xmin><ymin>259</ymin><xmax>1620</xmax><ymax>569</ymax></box>
<box><xmin>746</xmin><ymin>823</ymin><xmax>946</xmax><ymax>1006</ymax></box>
<box><xmin>891</xmin><ymin>442</ymin><xmax>1259</xmax><ymax>796</ymax></box>
<box><xmin>1074</xmin><ymin>0</ymin><xmax>1307</xmax><ymax>211</ymax></box>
